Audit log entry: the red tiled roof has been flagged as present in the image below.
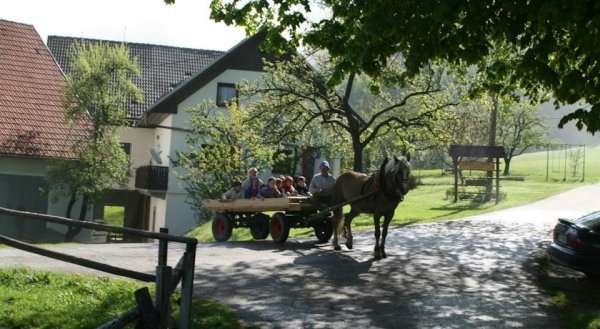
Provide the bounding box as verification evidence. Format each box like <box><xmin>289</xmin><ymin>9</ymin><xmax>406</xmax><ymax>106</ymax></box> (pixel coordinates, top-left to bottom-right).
<box><xmin>0</xmin><ymin>19</ymin><xmax>88</xmax><ymax>159</ymax></box>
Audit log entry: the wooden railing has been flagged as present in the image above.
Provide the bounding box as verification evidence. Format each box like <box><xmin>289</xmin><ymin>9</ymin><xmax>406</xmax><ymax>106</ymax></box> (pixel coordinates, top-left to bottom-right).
<box><xmin>135</xmin><ymin>165</ymin><xmax>169</xmax><ymax>191</ymax></box>
<box><xmin>0</xmin><ymin>206</ymin><xmax>198</xmax><ymax>329</ymax></box>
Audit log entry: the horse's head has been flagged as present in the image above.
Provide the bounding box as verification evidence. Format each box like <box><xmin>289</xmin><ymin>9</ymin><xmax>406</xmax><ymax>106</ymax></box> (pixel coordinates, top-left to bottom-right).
<box><xmin>380</xmin><ymin>156</ymin><xmax>414</xmax><ymax>200</ymax></box>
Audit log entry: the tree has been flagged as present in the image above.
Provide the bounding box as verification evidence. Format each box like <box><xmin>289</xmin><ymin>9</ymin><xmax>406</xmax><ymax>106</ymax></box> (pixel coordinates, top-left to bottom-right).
<box><xmin>46</xmin><ymin>43</ymin><xmax>142</xmax><ymax>240</ymax></box>
<box><xmin>239</xmin><ymin>55</ymin><xmax>460</xmax><ymax>172</ymax></box>
<box><xmin>200</xmin><ymin>0</ymin><xmax>600</xmax><ymax>133</ymax></box>
<box><xmin>175</xmin><ymin>102</ymin><xmax>274</xmax><ymax>217</ymax></box>
<box><xmin>497</xmin><ymin>102</ymin><xmax>546</xmax><ymax>175</ymax></box>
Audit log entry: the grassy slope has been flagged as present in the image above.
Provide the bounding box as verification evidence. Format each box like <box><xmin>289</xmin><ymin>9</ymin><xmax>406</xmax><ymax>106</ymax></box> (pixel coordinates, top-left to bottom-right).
<box><xmin>0</xmin><ymin>268</ymin><xmax>250</xmax><ymax>329</ymax></box>
<box><xmin>189</xmin><ymin>147</ymin><xmax>600</xmax><ymax>242</ymax></box>
<box><xmin>104</xmin><ymin>206</ymin><xmax>125</xmax><ymax>226</ymax></box>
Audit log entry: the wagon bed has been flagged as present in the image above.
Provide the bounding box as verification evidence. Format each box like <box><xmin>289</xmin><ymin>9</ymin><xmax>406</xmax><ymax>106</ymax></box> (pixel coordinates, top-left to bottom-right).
<box><xmin>204</xmin><ymin>196</ymin><xmax>331</xmax><ymax>244</ymax></box>
<box><xmin>202</xmin><ymin>196</ymin><xmax>315</xmax><ymax>212</ymax></box>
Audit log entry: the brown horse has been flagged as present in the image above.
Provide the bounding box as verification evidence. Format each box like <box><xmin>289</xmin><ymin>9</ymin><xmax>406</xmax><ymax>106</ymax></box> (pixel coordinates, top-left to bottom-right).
<box><xmin>330</xmin><ymin>157</ymin><xmax>414</xmax><ymax>259</ymax></box>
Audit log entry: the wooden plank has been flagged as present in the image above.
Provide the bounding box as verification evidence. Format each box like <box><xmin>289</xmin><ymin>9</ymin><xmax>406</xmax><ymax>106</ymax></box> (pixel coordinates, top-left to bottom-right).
<box><xmin>0</xmin><ymin>233</ymin><xmax>156</xmax><ymax>282</ymax></box>
<box><xmin>202</xmin><ymin>197</ymin><xmax>312</xmax><ymax>212</ymax></box>
<box><xmin>0</xmin><ymin>206</ymin><xmax>197</xmax><ymax>245</ymax></box>
<box><xmin>179</xmin><ymin>246</ymin><xmax>196</xmax><ymax>329</ymax></box>
<box><xmin>135</xmin><ymin>287</ymin><xmax>160</xmax><ymax>329</ymax></box>
<box><xmin>458</xmin><ymin>160</ymin><xmax>494</xmax><ymax>171</ymax></box>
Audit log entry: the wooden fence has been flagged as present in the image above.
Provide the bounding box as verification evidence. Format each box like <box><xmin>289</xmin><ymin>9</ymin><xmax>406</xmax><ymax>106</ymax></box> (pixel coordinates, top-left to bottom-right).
<box><xmin>0</xmin><ymin>206</ymin><xmax>198</xmax><ymax>329</ymax></box>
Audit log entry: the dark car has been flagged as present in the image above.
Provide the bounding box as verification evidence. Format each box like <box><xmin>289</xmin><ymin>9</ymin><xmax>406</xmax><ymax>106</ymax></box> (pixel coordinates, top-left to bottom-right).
<box><xmin>548</xmin><ymin>211</ymin><xmax>600</xmax><ymax>278</ymax></box>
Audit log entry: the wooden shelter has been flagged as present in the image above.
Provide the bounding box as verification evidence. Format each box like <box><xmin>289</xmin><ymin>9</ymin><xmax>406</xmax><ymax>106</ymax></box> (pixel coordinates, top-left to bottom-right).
<box><xmin>448</xmin><ymin>145</ymin><xmax>506</xmax><ymax>204</ymax></box>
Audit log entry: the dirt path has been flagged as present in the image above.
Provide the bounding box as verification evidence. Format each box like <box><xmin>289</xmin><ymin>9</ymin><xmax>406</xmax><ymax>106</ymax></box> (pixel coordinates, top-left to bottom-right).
<box><xmin>1</xmin><ymin>184</ymin><xmax>598</xmax><ymax>328</ymax></box>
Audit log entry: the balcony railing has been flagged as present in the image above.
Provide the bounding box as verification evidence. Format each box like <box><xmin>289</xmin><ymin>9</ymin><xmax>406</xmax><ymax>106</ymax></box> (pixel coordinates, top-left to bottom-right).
<box><xmin>135</xmin><ymin>165</ymin><xmax>169</xmax><ymax>191</ymax></box>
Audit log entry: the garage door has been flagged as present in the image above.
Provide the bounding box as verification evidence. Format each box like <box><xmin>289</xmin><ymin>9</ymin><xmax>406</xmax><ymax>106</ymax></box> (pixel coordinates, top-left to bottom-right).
<box><xmin>0</xmin><ymin>174</ymin><xmax>48</xmax><ymax>241</ymax></box>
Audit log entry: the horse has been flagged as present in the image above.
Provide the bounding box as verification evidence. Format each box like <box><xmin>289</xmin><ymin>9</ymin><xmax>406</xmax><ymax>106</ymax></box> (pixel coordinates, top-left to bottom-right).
<box><xmin>330</xmin><ymin>156</ymin><xmax>415</xmax><ymax>259</ymax></box>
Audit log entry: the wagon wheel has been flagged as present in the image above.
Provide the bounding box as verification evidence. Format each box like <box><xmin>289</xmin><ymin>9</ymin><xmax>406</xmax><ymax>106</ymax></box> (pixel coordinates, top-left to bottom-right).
<box><xmin>212</xmin><ymin>213</ymin><xmax>232</xmax><ymax>242</ymax></box>
<box><xmin>270</xmin><ymin>212</ymin><xmax>290</xmax><ymax>244</ymax></box>
<box><xmin>313</xmin><ymin>218</ymin><xmax>333</xmax><ymax>243</ymax></box>
<box><xmin>250</xmin><ymin>213</ymin><xmax>270</xmax><ymax>240</ymax></box>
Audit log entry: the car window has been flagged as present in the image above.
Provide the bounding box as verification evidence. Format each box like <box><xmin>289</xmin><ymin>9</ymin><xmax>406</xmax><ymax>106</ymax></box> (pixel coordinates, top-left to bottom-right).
<box><xmin>575</xmin><ymin>211</ymin><xmax>600</xmax><ymax>230</ymax></box>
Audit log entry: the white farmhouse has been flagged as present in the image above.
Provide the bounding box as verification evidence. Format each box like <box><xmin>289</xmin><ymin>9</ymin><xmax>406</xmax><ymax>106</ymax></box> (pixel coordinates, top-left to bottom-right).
<box><xmin>47</xmin><ymin>33</ymin><xmax>339</xmax><ymax>236</ymax></box>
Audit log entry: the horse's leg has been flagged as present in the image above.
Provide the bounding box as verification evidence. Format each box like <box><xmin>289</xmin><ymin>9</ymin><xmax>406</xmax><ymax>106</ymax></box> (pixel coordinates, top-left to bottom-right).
<box><xmin>331</xmin><ymin>208</ymin><xmax>342</xmax><ymax>251</ymax></box>
<box><xmin>380</xmin><ymin>213</ymin><xmax>393</xmax><ymax>258</ymax></box>
<box><xmin>344</xmin><ymin>209</ymin><xmax>358</xmax><ymax>249</ymax></box>
<box><xmin>373</xmin><ymin>214</ymin><xmax>382</xmax><ymax>259</ymax></box>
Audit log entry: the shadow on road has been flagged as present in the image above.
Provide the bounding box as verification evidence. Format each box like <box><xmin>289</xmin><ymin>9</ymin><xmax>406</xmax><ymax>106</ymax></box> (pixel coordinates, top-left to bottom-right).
<box><xmin>194</xmin><ymin>220</ymin><xmax>560</xmax><ymax>329</ymax></box>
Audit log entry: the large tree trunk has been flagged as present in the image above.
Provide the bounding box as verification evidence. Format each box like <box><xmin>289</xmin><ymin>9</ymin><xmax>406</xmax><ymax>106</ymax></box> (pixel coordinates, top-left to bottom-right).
<box><xmin>65</xmin><ymin>194</ymin><xmax>89</xmax><ymax>241</ymax></box>
<box><xmin>65</xmin><ymin>191</ymin><xmax>77</xmax><ymax>219</ymax></box>
<box><xmin>351</xmin><ymin>133</ymin><xmax>364</xmax><ymax>172</ymax></box>
<box><xmin>503</xmin><ymin>156</ymin><xmax>511</xmax><ymax>176</ymax></box>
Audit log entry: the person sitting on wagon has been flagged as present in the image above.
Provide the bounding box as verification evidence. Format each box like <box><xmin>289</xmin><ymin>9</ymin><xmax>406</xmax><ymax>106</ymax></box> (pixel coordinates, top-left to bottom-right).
<box><xmin>242</xmin><ymin>167</ymin><xmax>263</xmax><ymax>198</ymax></box>
<box><xmin>281</xmin><ymin>176</ymin><xmax>297</xmax><ymax>196</ymax></box>
<box><xmin>259</xmin><ymin>177</ymin><xmax>282</xmax><ymax>198</ymax></box>
<box><xmin>222</xmin><ymin>180</ymin><xmax>243</xmax><ymax>200</ymax></box>
<box><xmin>294</xmin><ymin>176</ymin><xmax>310</xmax><ymax>196</ymax></box>
<box><xmin>275</xmin><ymin>177</ymin><xmax>283</xmax><ymax>191</ymax></box>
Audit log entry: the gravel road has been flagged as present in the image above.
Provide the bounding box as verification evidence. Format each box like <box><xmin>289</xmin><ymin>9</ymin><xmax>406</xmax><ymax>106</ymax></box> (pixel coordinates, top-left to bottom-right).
<box><xmin>1</xmin><ymin>183</ymin><xmax>599</xmax><ymax>328</ymax></box>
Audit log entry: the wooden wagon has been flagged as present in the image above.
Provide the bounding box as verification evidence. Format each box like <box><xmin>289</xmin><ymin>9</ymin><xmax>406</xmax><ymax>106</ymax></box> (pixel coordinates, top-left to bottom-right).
<box><xmin>202</xmin><ymin>196</ymin><xmax>333</xmax><ymax>244</ymax></box>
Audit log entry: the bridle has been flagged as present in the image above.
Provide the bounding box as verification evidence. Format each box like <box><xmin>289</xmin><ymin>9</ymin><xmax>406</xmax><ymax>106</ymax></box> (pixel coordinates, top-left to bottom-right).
<box><xmin>379</xmin><ymin>157</ymin><xmax>410</xmax><ymax>200</ymax></box>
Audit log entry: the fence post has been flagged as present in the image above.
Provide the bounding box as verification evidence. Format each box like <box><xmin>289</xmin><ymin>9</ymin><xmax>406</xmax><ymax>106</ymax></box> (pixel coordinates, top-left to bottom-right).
<box><xmin>563</xmin><ymin>144</ymin><xmax>568</xmax><ymax>181</ymax></box>
<box><xmin>179</xmin><ymin>242</ymin><xmax>197</xmax><ymax>329</ymax></box>
<box><xmin>582</xmin><ymin>144</ymin><xmax>586</xmax><ymax>182</ymax></box>
<box><xmin>156</xmin><ymin>227</ymin><xmax>171</xmax><ymax>329</ymax></box>
<box><xmin>546</xmin><ymin>145</ymin><xmax>550</xmax><ymax>182</ymax></box>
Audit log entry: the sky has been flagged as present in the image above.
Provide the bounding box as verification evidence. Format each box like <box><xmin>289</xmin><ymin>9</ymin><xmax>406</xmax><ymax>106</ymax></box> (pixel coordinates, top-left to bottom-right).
<box><xmin>1</xmin><ymin>0</ymin><xmax>246</xmax><ymax>51</ymax></box>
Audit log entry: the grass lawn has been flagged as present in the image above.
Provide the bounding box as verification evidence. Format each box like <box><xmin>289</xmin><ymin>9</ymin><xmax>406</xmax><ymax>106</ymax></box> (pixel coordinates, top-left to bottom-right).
<box><xmin>104</xmin><ymin>206</ymin><xmax>125</xmax><ymax>226</ymax></box>
<box><xmin>189</xmin><ymin>147</ymin><xmax>600</xmax><ymax>242</ymax></box>
<box><xmin>0</xmin><ymin>268</ymin><xmax>252</xmax><ymax>329</ymax></box>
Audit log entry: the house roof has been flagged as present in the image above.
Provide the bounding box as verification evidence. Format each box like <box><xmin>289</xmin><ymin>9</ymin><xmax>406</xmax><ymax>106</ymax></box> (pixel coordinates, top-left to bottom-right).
<box><xmin>0</xmin><ymin>19</ymin><xmax>88</xmax><ymax>159</ymax></box>
<box><xmin>148</xmin><ymin>32</ymin><xmax>272</xmax><ymax>114</ymax></box>
<box><xmin>47</xmin><ymin>36</ymin><xmax>225</xmax><ymax>120</ymax></box>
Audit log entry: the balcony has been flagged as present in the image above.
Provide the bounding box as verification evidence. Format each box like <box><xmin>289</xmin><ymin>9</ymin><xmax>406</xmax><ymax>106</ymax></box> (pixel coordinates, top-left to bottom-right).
<box><xmin>135</xmin><ymin>165</ymin><xmax>169</xmax><ymax>191</ymax></box>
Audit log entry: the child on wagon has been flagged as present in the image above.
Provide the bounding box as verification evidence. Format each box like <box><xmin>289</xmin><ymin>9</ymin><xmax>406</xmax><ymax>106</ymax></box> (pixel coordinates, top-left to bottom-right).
<box><xmin>221</xmin><ymin>180</ymin><xmax>243</xmax><ymax>200</ymax></box>
<box><xmin>281</xmin><ymin>176</ymin><xmax>297</xmax><ymax>196</ymax></box>
<box><xmin>259</xmin><ymin>177</ymin><xmax>282</xmax><ymax>198</ymax></box>
<box><xmin>294</xmin><ymin>176</ymin><xmax>310</xmax><ymax>196</ymax></box>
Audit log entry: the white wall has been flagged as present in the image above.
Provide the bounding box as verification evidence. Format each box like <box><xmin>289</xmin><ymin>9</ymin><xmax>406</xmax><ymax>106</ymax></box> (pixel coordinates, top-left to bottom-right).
<box><xmin>118</xmin><ymin>127</ymin><xmax>155</xmax><ymax>189</ymax></box>
<box><xmin>163</xmin><ymin>69</ymin><xmax>263</xmax><ymax>234</ymax></box>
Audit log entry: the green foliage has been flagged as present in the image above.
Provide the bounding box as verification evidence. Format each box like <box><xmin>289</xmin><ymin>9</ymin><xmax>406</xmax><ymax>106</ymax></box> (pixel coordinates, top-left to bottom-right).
<box><xmin>63</xmin><ymin>42</ymin><xmax>142</xmax><ymax>129</ymax></box>
<box><xmin>0</xmin><ymin>268</ymin><xmax>249</xmax><ymax>329</ymax></box>
<box><xmin>104</xmin><ymin>206</ymin><xmax>125</xmax><ymax>226</ymax></box>
<box><xmin>240</xmin><ymin>54</ymin><xmax>461</xmax><ymax>171</ymax></box>
<box><xmin>175</xmin><ymin>102</ymin><xmax>275</xmax><ymax>215</ymax></box>
<box><xmin>206</xmin><ymin>0</ymin><xmax>600</xmax><ymax>133</ymax></box>
<box><xmin>189</xmin><ymin>147</ymin><xmax>600</xmax><ymax>241</ymax></box>
<box><xmin>45</xmin><ymin>43</ymin><xmax>143</xmax><ymax>217</ymax></box>
<box><xmin>497</xmin><ymin>100</ymin><xmax>547</xmax><ymax>174</ymax></box>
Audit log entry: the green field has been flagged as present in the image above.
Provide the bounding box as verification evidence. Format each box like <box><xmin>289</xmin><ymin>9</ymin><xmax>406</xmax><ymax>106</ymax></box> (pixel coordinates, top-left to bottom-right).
<box><xmin>0</xmin><ymin>268</ymin><xmax>250</xmax><ymax>329</ymax></box>
<box><xmin>189</xmin><ymin>147</ymin><xmax>600</xmax><ymax>242</ymax></box>
<box><xmin>104</xmin><ymin>206</ymin><xmax>125</xmax><ymax>226</ymax></box>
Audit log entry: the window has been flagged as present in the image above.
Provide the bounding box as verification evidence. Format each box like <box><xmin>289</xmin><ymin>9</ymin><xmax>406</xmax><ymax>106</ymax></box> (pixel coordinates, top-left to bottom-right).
<box><xmin>216</xmin><ymin>83</ymin><xmax>238</xmax><ymax>107</ymax></box>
